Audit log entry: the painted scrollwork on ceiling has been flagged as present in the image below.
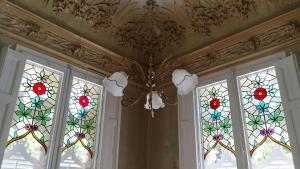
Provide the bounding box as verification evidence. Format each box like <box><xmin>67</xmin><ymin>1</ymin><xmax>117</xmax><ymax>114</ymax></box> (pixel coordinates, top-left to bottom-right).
<box><xmin>43</xmin><ymin>0</ymin><xmax>296</xmax><ymax>58</ymax></box>
<box><xmin>49</xmin><ymin>0</ymin><xmax>120</xmax><ymax>29</ymax></box>
<box><xmin>185</xmin><ymin>0</ymin><xmax>256</xmax><ymax>34</ymax></box>
<box><xmin>1</xmin><ymin>0</ymin><xmax>299</xmax><ymax>85</ymax></box>
<box><xmin>0</xmin><ymin>8</ymin><xmax>144</xmax><ymax>83</ymax></box>
<box><xmin>115</xmin><ymin>0</ymin><xmax>186</xmax><ymax>57</ymax></box>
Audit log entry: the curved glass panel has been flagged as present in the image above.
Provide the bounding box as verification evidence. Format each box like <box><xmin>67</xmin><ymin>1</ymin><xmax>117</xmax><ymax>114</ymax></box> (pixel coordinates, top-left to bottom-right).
<box><xmin>196</xmin><ymin>80</ymin><xmax>237</xmax><ymax>169</ymax></box>
<box><xmin>1</xmin><ymin>61</ymin><xmax>62</xmax><ymax>169</ymax></box>
<box><xmin>59</xmin><ymin>77</ymin><xmax>103</xmax><ymax>169</ymax></box>
<box><xmin>237</xmin><ymin>67</ymin><xmax>295</xmax><ymax>169</ymax></box>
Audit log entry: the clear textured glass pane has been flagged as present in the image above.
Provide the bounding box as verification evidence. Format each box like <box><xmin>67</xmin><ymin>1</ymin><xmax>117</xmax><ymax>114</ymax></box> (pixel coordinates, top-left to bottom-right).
<box><xmin>59</xmin><ymin>77</ymin><xmax>103</xmax><ymax>169</ymax></box>
<box><xmin>196</xmin><ymin>80</ymin><xmax>237</xmax><ymax>169</ymax></box>
<box><xmin>1</xmin><ymin>61</ymin><xmax>62</xmax><ymax>169</ymax></box>
<box><xmin>237</xmin><ymin>67</ymin><xmax>295</xmax><ymax>169</ymax></box>
<box><xmin>204</xmin><ymin>146</ymin><xmax>236</xmax><ymax>169</ymax></box>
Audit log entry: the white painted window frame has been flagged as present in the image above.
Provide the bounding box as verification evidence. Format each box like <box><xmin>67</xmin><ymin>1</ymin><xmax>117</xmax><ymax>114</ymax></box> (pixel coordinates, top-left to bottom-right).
<box><xmin>0</xmin><ymin>45</ymin><xmax>122</xmax><ymax>169</ymax></box>
<box><xmin>178</xmin><ymin>51</ymin><xmax>300</xmax><ymax>169</ymax></box>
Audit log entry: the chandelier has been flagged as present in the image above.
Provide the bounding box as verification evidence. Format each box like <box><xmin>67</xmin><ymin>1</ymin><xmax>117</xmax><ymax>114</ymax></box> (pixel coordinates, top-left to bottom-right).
<box><xmin>103</xmin><ymin>57</ymin><xmax>198</xmax><ymax>118</ymax></box>
<box><xmin>103</xmin><ymin>0</ymin><xmax>198</xmax><ymax>117</ymax></box>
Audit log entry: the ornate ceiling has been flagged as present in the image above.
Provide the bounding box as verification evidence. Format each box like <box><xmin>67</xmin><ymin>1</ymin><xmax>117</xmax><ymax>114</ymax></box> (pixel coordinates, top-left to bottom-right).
<box><xmin>6</xmin><ymin>0</ymin><xmax>300</xmax><ymax>65</ymax></box>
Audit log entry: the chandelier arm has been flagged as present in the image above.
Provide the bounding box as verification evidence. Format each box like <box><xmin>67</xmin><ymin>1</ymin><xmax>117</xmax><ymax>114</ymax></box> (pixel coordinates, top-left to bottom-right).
<box><xmin>133</xmin><ymin>60</ymin><xmax>147</xmax><ymax>82</ymax></box>
<box><xmin>156</xmin><ymin>86</ymin><xmax>178</xmax><ymax>106</ymax></box>
<box><xmin>155</xmin><ymin>55</ymin><xmax>179</xmax><ymax>89</ymax></box>
<box><xmin>121</xmin><ymin>88</ymin><xmax>147</xmax><ymax>107</ymax></box>
<box><xmin>157</xmin><ymin>54</ymin><xmax>177</xmax><ymax>72</ymax></box>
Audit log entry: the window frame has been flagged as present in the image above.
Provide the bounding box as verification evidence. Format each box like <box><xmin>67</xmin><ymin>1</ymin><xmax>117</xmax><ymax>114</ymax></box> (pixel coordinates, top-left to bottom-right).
<box><xmin>56</xmin><ymin>68</ymin><xmax>105</xmax><ymax>169</ymax></box>
<box><xmin>178</xmin><ymin>51</ymin><xmax>300</xmax><ymax>169</ymax></box>
<box><xmin>233</xmin><ymin>52</ymin><xmax>300</xmax><ymax>168</ymax></box>
<box><xmin>0</xmin><ymin>45</ymin><xmax>108</xmax><ymax>169</ymax></box>
<box><xmin>195</xmin><ymin>71</ymin><xmax>238</xmax><ymax>169</ymax></box>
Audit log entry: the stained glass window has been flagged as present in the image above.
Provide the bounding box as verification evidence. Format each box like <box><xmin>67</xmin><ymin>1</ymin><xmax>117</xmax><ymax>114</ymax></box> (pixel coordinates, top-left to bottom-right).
<box><xmin>1</xmin><ymin>61</ymin><xmax>62</xmax><ymax>169</ymax></box>
<box><xmin>59</xmin><ymin>77</ymin><xmax>103</xmax><ymax>169</ymax></box>
<box><xmin>196</xmin><ymin>80</ymin><xmax>237</xmax><ymax>169</ymax></box>
<box><xmin>237</xmin><ymin>67</ymin><xmax>295</xmax><ymax>169</ymax></box>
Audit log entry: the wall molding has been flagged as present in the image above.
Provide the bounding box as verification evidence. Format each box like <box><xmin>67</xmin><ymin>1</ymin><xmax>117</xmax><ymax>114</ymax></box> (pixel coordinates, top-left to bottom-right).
<box><xmin>0</xmin><ymin>1</ymin><xmax>145</xmax><ymax>86</ymax></box>
<box><xmin>158</xmin><ymin>7</ymin><xmax>300</xmax><ymax>86</ymax></box>
<box><xmin>0</xmin><ymin>1</ymin><xmax>300</xmax><ymax>87</ymax></box>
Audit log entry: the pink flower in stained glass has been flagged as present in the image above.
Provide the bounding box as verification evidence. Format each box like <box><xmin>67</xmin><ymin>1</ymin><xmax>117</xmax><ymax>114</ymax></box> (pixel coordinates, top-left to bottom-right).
<box><xmin>268</xmin><ymin>129</ymin><xmax>274</xmax><ymax>135</ymax></box>
<box><xmin>25</xmin><ymin>124</ymin><xmax>31</xmax><ymax>130</ymax></box>
<box><xmin>75</xmin><ymin>132</ymin><xmax>85</xmax><ymax>139</ymax></box>
<box><xmin>79</xmin><ymin>96</ymin><xmax>89</xmax><ymax>107</ymax></box>
<box><xmin>25</xmin><ymin>124</ymin><xmax>38</xmax><ymax>131</ymax></box>
<box><xmin>213</xmin><ymin>134</ymin><xmax>223</xmax><ymax>141</ymax></box>
<box><xmin>260</xmin><ymin>129</ymin><xmax>267</xmax><ymax>136</ymax></box>
<box><xmin>33</xmin><ymin>82</ymin><xmax>46</xmax><ymax>95</ymax></box>
<box><xmin>254</xmin><ymin>87</ymin><xmax>267</xmax><ymax>101</ymax></box>
<box><xmin>260</xmin><ymin>129</ymin><xmax>274</xmax><ymax>136</ymax></box>
<box><xmin>32</xmin><ymin>124</ymin><xmax>38</xmax><ymax>131</ymax></box>
<box><xmin>210</xmin><ymin>98</ymin><xmax>220</xmax><ymax>110</ymax></box>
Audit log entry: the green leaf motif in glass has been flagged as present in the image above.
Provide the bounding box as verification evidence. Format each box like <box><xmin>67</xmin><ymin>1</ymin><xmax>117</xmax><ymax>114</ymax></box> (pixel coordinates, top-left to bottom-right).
<box><xmin>6</xmin><ymin>61</ymin><xmax>61</xmax><ymax>152</ymax></box>
<box><xmin>238</xmin><ymin>67</ymin><xmax>292</xmax><ymax>155</ymax></box>
<box><xmin>62</xmin><ymin>77</ymin><xmax>103</xmax><ymax>158</ymax></box>
<box><xmin>197</xmin><ymin>80</ymin><xmax>235</xmax><ymax>158</ymax></box>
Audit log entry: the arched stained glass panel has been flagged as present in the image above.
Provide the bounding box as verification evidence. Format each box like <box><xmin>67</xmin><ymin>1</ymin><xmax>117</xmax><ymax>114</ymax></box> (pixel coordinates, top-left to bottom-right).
<box><xmin>196</xmin><ymin>80</ymin><xmax>237</xmax><ymax>169</ymax></box>
<box><xmin>60</xmin><ymin>77</ymin><xmax>103</xmax><ymax>169</ymax></box>
<box><xmin>1</xmin><ymin>60</ymin><xmax>62</xmax><ymax>169</ymax></box>
<box><xmin>237</xmin><ymin>67</ymin><xmax>295</xmax><ymax>169</ymax></box>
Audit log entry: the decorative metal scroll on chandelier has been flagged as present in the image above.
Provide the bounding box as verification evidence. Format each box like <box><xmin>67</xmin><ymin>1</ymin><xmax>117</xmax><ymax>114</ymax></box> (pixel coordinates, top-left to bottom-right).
<box><xmin>103</xmin><ymin>57</ymin><xmax>198</xmax><ymax>118</ymax></box>
<box><xmin>103</xmin><ymin>0</ymin><xmax>198</xmax><ymax>117</ymax></box>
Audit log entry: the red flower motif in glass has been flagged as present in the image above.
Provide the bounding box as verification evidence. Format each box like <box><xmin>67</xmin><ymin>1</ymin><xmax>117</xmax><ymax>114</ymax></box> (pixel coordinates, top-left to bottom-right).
<box><xmin>79</xmin><ymin>96</ymin><xmax>89</xmax><ymax>107</ymax></box>
<box><xmin>210</xmin><ymin>98</ymin><xmax>220</xmax><ymax>110</ymax></box>
<box><xmin>33</xmin><ymin>82</ymin><xmax>46</xmax><ymax>95</ymax></box>
<box><xmin>254</xmin><ymin>87</ymin><xmax>267</xmax><ymax>100</ymax></box>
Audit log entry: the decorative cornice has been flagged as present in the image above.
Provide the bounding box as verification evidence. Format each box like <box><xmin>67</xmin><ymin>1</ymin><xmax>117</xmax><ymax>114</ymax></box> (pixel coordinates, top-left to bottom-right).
<box><xmin>158</xmin><ymin>7</ymin><xmax>300</xmax><ymax>85</ymax></box>
<box><xmin>1</xmin><ymin>1</ymin><xmax>300</xmax><ymax>88</ymax></box>
<box><xmin>0</xmin><ymin>1</ymin><xmax>145</xmax><ymax>86</ymax></box>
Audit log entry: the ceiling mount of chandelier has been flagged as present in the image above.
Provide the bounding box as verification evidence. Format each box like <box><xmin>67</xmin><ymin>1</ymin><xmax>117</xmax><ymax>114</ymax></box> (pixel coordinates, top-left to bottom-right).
<box><xmin>103</xmin><ymin>0</ymin><xmax>198</xmax><ymax>118</ymax></box>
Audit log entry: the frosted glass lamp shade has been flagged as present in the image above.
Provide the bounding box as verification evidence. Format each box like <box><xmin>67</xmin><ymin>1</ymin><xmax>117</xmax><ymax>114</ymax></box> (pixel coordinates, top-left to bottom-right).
<box><xmin>144</xmin><ymin>91</ymin><xmax>165</xmax><ymax>110</ymax></box>
<box><xmin>103</xmin><ymin>72</ymin><xmax>128</xmax><ymax>97</ymax></box>
<box><xmin>172</xmin><ymin>69</ymin><xmax>198</xmax><ymax>95</ymax></box>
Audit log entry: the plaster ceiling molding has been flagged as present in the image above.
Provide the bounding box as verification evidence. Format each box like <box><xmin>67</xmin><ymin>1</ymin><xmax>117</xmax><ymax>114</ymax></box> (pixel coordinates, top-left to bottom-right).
<box><xmin>182</xmin><ymin>22</ymin><xmax>300</xmax><ymax>76</ymax></box>
<box><xmin>155</xmin><ymin>14</ymin><xmax>300</xmax><ymax>85</ymax></box>
<box><xmin>115</xmin><ymin>0</ymin><xmax>186</xmax><ymax>58</ymax></box>
<box><xmin>7</xmin><ymin>0</ymin><xmax>300</xmax><ymax>64</ymax></box>
<box><xmin>2</xmin><ymin>0</ymin><xmax>300</xmax><ymax>87</ymax></box>
<box><xmin>49</xmin><ymin>0</ymin><xmax>121</xmax><ymax>30</ymax></box>
<box><xmin>0</xmin><ymin>3</ymin><xmax>145</xmax><ymax>85</ymax></box>
<box><xmin>185</xmin><ymin>0</ymin><xmax>256</xmax><ymax>34</ymax></box>
<box><xmin>185</xmin><ymin>0</ymin><xmax>299</xmax><ymax>35</ymax></box>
